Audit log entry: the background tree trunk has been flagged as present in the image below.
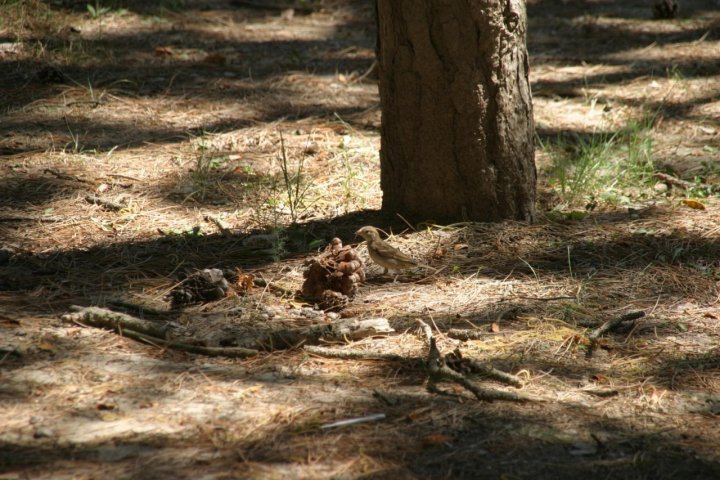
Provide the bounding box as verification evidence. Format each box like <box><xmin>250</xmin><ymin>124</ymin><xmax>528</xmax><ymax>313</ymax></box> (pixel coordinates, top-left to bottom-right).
<box><xmin>376</xmin><ymin>0</ymin><xmax>536</xmax><ymax>224</ymax></box>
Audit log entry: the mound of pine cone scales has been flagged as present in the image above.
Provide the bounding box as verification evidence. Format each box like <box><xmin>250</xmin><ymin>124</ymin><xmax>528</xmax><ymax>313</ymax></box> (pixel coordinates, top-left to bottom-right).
<box><xmin>302</xmin><ymin>237</ymin><xmax>365</xmax><ymax>310</ymax></box>
<box><xmin>167</xmin><ymin>268</ymin><xmax>234</xmax><ymax>309</ymax></box>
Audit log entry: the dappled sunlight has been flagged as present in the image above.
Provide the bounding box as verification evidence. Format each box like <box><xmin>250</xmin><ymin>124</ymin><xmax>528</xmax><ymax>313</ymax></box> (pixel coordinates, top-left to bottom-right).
<box><xmin>2</xmin><ymin>0</ymin><xmax>720</xmax><ymax>478</ymax></box>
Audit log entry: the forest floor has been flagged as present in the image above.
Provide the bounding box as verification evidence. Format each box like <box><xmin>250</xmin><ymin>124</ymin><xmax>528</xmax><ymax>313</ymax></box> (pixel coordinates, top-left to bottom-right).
<box><xmin>1</xmin><ymin>1</ymin><xmax>720</xmax><ymax>479</ymax></box>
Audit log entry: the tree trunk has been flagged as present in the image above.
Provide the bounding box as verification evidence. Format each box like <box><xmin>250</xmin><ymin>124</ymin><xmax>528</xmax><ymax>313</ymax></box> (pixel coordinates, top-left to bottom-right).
<box><xmin>376</xmin><ymin>0</ymin><xmax>536</xmax><ymax>224</ymax></box>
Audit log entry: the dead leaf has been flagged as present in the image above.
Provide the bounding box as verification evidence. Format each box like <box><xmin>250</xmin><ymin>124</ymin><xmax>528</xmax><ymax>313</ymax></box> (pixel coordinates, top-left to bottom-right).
<box><xmin>453</xmin><ymin>243</ymin><xmax>469</xmax><ymax>251</ymax></box>
<box><xmin>235</xmin><ymin>269</ymin><xmax>255</xmax><ymax>295</ymax></box>
<box><xmin>490</xmin><ymin>322</ymin><xmax>500</xmax><ymax>333</ymax></box>
<box><xmin>682</xmin><ymin>199</ymin><xmax>705</xmax><ymax>210</ymax></box>
<box><xmin>573</xmin><ymin>334</ymin><xmax>592</xmax><ymax>346</ymax></box>
<box><xmin>422</xmin><ymin>434</ymin><xmax>453</xmax><ymax>446</ymax></box>
<box><xmin>154</xmin><ymin>46</ymin><xmax>173</xmax><ymax>56</ymax></box>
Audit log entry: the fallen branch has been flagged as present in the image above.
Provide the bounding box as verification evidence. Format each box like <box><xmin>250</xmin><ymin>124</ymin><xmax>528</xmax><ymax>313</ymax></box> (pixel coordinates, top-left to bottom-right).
<box><xmin>261</xmin><ymin>317</ymin><xmax>394</xmax><ymax>349</ymax></box>
<box><xmin>446</xmin><ymin>329</ymin><xmax>512</xmax><ymax>340</ymax></box>
<box><xmin>581</xmin><ymin>388</ymin><xmax>619</xmax><ymax>398</ymax></box>
<box><xmin>446</xmin><ymin>350</ymin><xmax>523</xmax><ymax>388</ymax></box>
<box><xmin>654</xmin><ymin>172</ymin><xmax>710</xmax><ymax>191</ymax></box>
<box><xmin>417</xmin><ymin>320</ymin><xmax>532</xmax><ymax>402</ymax></box>
<box><xmin>304</xmin><ymin>344</ymin><xmax>415</xmax><ymax>363</ymax></box>
<box><xmin>588</xmin><ymin>310</ymin><xmax>646</xmax><ymax>341</ymax></box>
<box><xmin>62</xmin><ymin>306</ymin><xmax>258</xmax><ymax>357</ymax></box>
<box><xmin>62</xmin><ymin>305</ymin><xmax>170</xmax><ymax>338</ymax></box>
<box><xmin>62</xmin><ymin>306</ymin><xmax>392</xmax><ymax>355</ymax></box>
<box><xmin>0</xmin><ymin>216</ymin><xmax>62</xmax><ymax>223</ymax></box>
<box><xmin>119</xmin><ymin>329</ymin><xmax>258</xmax><ymax>358</ymax></box>
<box><xmin>428</xmin><ymin>361</ymin><xmax>531</xmax><ymax>402</ymax></box>
<box><xmin>85</xmin><ymin>195</ymin><xmax>127</xmax><ymax>211</ymax></box>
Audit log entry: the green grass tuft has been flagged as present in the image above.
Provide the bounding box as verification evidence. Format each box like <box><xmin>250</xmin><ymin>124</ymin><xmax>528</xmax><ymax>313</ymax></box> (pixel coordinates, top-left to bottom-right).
<box><xmin>544</xmin><ymin>116</ymin><xmax>655</xmax><ymax>207</ymax></box>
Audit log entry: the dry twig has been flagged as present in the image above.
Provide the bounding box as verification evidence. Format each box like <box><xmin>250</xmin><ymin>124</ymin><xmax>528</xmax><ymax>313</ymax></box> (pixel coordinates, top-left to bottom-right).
<box><xmin>304</xmin><ymin>344</ymin><xmax>415</xmax><ymax>363</ymax></box>
<box><xmin>588</xmin><ymin>310</ymin><xmax>646</xmax><ymax>341</ymax></box>
<box><xmin>85</xmin><ymin>195</ymin><xmax>127</xmax><ymax>211</ymax></box>
<box><xmin>654</xmin><ymin>172</ymin><xmax>711</xmax><ymax>191</ymax></box>
<box><xmin>61</xmin><ymin>305</ymin><xmax>259</xmax><ymax>357</ymax></box>
<box><xmin>417</xmin><ymin>319</ymin><xmax>532</xmax><ymax>402</ymax></box>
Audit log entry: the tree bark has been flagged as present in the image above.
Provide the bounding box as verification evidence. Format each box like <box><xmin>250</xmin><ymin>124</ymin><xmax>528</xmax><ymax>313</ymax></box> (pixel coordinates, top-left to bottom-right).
<box><xmin>376</xmin><ymin>0</ymin><xmax>536</xmax><ymax>224</ymax></box>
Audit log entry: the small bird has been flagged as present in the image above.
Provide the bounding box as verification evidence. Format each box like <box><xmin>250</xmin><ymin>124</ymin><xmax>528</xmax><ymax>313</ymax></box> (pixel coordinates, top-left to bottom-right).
<box><xmin>355</xmin><ymin>226</ymin><xmax>419</xmax><ymax>277</ymax></box>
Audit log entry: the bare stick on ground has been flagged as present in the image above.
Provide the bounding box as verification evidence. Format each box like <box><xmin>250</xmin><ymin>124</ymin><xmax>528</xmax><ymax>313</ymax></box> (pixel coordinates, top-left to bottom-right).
<box><xmin>588</xmin><ymin>310</ymin><xmax>646</xmax><ymax>341</ymax></box>
<box><xmin>417</xmin><ymin>320</ymin><xmax>533</xmax><ymax>402</ymax></box>
<box><xmin>119</xmin><ymin>329</ymin><xmax>259</xmax><ymax>358</ymax></box>
<box><xmin>304</xmin><ymin>344</ymin><xmax>417</xmax><ymax>363</ymax></box>
<box><xmin>85</xmin><ymin>195</ymin><xmax>128</xmax><ymax>211</ymax></box>
<box><xmin>62</xmin><ymin>306</ymin><xmax>393</xmax><ymax>355</ymax></box>
<box><xmin>61</xmin><ymin>306</ymin><xmax>258</xmax><ymax>358</ymax></box>
<box><xmin>654</xmin><ymin>172</ymin><xmax>712</xmax><ymax>191</ymax></box>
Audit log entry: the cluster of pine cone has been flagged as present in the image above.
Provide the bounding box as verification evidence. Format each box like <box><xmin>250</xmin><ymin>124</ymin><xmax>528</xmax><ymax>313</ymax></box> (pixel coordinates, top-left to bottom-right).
<box><xmin>301</xmin><ymin>238</ymin><xmax>365</xmax><ymax>310</ymax></box>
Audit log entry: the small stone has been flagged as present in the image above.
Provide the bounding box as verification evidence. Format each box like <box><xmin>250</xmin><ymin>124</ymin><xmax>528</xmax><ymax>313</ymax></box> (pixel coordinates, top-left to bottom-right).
<box><xmin>653</xmin><ymin>182</ymin><xmax>669</xmax><ymax>193</ymax></box>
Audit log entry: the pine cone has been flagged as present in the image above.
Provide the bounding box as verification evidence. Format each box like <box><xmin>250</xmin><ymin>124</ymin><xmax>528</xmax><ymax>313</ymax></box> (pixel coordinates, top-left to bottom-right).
<box><xmin>301</xmin><ymin>238</ymin><xmax>365</xmax><ymax>308</ymax></box>
<box><xmin>167</xmin><ymin>268</ymin><xmax>230</xmax><ymax>308</ymax></box>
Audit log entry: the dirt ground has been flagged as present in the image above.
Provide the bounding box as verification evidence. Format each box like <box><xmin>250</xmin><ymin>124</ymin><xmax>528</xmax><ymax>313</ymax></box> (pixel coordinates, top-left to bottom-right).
<box><xmin>1</xmin><ymin>1</ymin><xmax>720</xmax><ymax>479</ymax></box>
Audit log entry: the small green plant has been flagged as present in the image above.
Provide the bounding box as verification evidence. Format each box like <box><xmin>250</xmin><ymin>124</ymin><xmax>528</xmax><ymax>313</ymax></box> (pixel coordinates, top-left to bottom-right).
<box><xmin>190</xmin><ymin>152</ymin><xmax>227</xmax><ymax>200</ymax></box>
<box><xmin>686</xmin><ymin>177</ymin><xmax>714</xmax><ymax>198</ymax></box>
<box><xmin>183</xmin><ymin>134</ymin><xmax>229</xmax><ymax>201</ymax></box>
<box><xmin>269</xmin><ymin>228</ymin><xmax>288</xmax><ymax>261</ymax></box>
<box><xmin>545</xmin><ymin>117</ymin><xmax>655</xmax><ymax>206</ymax></box>
<box><xmin>63</xmin><ymin>116</ymin><xmax>82</xmax><ymax>153</ymax></box>
<box><xmin>667</xmin><ymin>64</ymin><xmax>684</xmax><ymax>81</ymax></box>
<box><xmin>86</xmin><ymin>1</ymin><xmax>111</xmax><ymax>18</ymax></box>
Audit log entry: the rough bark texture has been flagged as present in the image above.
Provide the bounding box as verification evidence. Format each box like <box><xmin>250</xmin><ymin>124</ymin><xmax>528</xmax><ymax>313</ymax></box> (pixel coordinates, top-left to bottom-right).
<box><xmin>376</xmin><ymin>0</ymin><xmax>536</xmax><ymax>224</ymax></box>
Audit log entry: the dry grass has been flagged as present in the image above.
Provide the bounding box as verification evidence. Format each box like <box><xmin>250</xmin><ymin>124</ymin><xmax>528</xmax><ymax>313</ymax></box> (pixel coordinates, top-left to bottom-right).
<box><xmin>1</xmin><ymin>1</ymin><xmax>720</xmax><ymax>479</ymax></box>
